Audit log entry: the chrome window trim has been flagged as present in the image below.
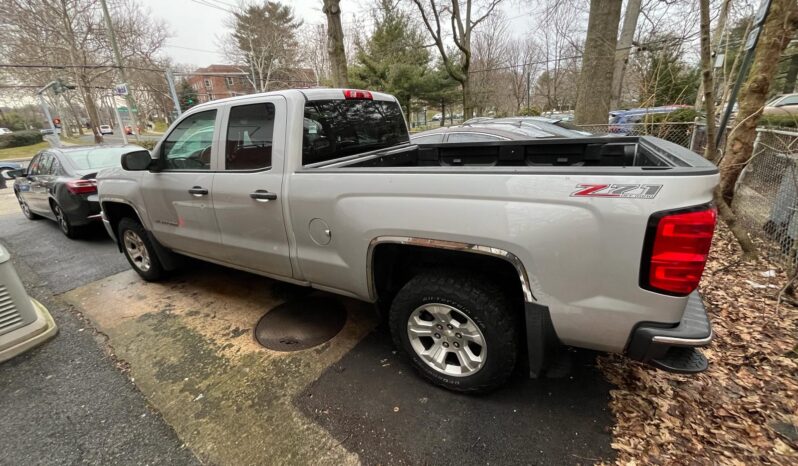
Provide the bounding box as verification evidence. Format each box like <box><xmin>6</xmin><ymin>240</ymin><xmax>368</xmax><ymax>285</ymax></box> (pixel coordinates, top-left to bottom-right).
<box><xmin>367</xmin><ymin>235</ymin><xmax>535</xmax><ymax>303</ymax></box>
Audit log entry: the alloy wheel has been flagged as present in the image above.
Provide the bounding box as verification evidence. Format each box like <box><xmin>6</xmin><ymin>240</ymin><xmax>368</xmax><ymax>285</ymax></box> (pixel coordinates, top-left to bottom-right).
<box><xmin>53</xmin><ymin>205</ymin><xmax>69</xmax><ymax>234</ymax></box>
<box><xmin>406</xmin><ymin>303</ymin><xmax>487</xmax><ymax>377</ymax></box>
<box><xmin>123</xmin><ymin>230</ymin><xmax>151</xmax><ymax>272</ymax></box>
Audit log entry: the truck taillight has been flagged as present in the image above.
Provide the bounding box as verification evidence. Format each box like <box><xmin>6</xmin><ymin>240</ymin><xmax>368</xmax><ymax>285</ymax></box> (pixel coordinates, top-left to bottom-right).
<box><xmin>66</xmin><ymin>179</ymin><xmax>97</xmax><ymax>195</ymax></box>
<box><xmin>343</xmin><ymin>89</ymin><xmax>373</xmax><ymax>100</ymax></box>
<box><xmin>641</xmin><ymin>206</ymin><xmax>717</xmax><ymax>296</ymax></box>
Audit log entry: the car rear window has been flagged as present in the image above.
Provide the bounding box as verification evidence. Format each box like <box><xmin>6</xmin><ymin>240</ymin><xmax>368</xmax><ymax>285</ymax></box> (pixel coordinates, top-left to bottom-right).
<box><xmin>302</xmin><ymin>99</ymin><xmax>408</xmax><ymax>165</ymax></box>
<box><xmin>64</xmin><ymin>147</ymin><xmax>129</xmax><ymax>170</ymax></box>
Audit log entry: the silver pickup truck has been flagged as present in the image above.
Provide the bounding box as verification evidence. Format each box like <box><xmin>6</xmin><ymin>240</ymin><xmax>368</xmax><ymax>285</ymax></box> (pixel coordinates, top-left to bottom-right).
<box><xmin>98</xmin><ymin>89</ymin><xmax>718</xmax><ymax>393</ymax></box>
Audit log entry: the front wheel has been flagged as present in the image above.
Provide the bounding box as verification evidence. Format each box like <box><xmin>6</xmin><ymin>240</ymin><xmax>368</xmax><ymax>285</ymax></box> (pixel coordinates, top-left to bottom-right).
<box><xmin>389</xmin><ymin>269</ymin><xmax>520</xmax><ymax>394</ymax></box>
<box><xmin>118</xmin><ymin>217</ymin><xmax>165</xmax><ymax>281</ymax></box>
<box><xmin>16</xmin><ymin>194</ymin><xmax>41</xmax><ymax>220</ymax></box>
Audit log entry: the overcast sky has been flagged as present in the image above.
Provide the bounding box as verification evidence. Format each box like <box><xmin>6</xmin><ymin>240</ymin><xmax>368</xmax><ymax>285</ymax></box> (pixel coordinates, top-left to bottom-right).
<box><xmin>137</xmin><ymin>0</ymin><xmax>535</xmax><ymax>67</ymax></box>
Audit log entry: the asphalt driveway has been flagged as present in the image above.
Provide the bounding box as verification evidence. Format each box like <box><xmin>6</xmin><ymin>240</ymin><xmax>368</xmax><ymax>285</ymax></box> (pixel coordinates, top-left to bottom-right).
<box><xmin>0</xmin><ymin>188</ymin><xmax>615</xmax><ymax>464</ymax></box>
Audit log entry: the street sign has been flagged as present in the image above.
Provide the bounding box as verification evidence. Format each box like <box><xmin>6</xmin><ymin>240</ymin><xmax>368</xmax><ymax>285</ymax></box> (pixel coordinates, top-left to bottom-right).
<box><xmin>114</xmin><ymin>83</ymin><xmax>129</xmax><ymax>96</ymax></box>
<box><xmin>754</xmin><ymin>0</ymin><xmax>770</xmax><ymax>25</ymax></box>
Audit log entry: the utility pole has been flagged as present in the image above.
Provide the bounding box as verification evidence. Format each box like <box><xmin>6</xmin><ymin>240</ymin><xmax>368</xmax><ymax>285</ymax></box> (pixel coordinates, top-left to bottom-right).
<box><xmin>36</xmin><ymin>81</ymin><xmax>62</xmax><ymax>148</ymax></box>
<box><xmin>165</xmin><ymin>69</ymin><xmax>182</xmax><ymax>118</ymax></box>
<box><xmin>99</xmin><ymin>0</ymin><xmax>141</xmax><ymax>141</ymax></box>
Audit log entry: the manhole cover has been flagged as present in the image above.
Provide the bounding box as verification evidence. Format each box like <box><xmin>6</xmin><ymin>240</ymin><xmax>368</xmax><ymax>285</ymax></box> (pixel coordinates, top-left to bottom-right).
<box><xmin>254</xmin><ymin>295</ymin><xmax>347</xmax><ymax>351</ymax></box>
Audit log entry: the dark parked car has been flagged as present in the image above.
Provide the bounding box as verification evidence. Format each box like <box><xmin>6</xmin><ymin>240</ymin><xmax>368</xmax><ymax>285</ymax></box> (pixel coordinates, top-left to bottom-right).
<box><xmin>10</xmin><ymin>145</ymin><xmax>144</xmax><ymax>238</ymax></box>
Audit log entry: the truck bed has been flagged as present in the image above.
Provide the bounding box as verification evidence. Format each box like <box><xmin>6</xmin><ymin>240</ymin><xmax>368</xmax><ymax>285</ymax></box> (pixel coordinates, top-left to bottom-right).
<box><xmin>309</xmin><ymin>136</ymin><xmax>717</xmax><ymax>175</ymax></box>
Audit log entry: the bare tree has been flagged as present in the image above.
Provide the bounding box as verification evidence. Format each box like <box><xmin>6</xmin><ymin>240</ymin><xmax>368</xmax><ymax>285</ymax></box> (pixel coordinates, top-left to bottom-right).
<box><xmin>323</xmin><ymin>0</ymin><xmax>349</xmax><ymax>87</ymax></box>
<box><xmin>574</xmin><ymin>0</ymin><xmax>622</xmax><ymax>124</ymax></box>
<box><xmin>299</xmin><ymin>23</ymin><xmax>331</xmax><ymax>86</ymax></box>
<box><xmin>610</xmin><ymin>0</ymin><xmax>641</xmax><ymax>110</ymax></box>
<box><xmin>506</xmin><ymin>36</ymin><xmax>542</xmax><ymax>112</ymax></box>
<box><xmin>470</xmin><ymin>12</ymin><xmax>510</xmax><ymax>115</ymax></box>
<box><xmin>410</xmin><ymin>0</ymin><xmax>505</xmax><ymax>119</ymax></box>
<box><xmin>698</xmin><ymin>0</ymin><xmax>717</xmax><ymax>162</ymax></box>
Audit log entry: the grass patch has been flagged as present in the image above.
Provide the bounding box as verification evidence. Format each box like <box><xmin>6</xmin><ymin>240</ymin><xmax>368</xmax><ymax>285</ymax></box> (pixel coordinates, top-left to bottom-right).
<box><xmin>0</xmin><ymin>141</ymin><xmax>50</xmax><ymax>160</ymax></box>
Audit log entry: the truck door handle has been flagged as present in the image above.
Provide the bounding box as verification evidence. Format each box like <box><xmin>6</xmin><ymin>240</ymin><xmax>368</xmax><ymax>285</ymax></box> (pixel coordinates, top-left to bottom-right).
<box><xmin>188</xmin><ymin>186</ymin><xmax>208</xmax><ymax>197</ymax></box>
<box><xmin>250</xmin><ymin>190</ymin><xmax>277</xmax><ymax>202</ymax></box>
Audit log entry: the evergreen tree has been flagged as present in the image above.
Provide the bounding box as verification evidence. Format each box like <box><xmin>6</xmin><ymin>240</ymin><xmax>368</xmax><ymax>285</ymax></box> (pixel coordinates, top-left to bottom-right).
<box><xmin>178</xmin><ymin>81</ymin><xmax>198</xmax><ymax>110</ymax></box>
<box><xmin>350</xmin><ymin>1</ymin><xmax>431</xmax><ymax>118</ymax></box>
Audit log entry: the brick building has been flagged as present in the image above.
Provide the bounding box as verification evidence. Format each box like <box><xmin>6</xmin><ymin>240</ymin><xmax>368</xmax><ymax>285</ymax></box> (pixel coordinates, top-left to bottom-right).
<box><xmin>186</xmin><ymin>64</ymin><xmax>317</xmax><ymax>103</ymax></box>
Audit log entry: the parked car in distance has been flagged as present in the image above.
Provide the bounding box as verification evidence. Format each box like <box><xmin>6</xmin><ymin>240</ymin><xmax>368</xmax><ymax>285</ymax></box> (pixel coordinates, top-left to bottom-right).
<box><xmin>431</xmin><ymin>113</ymin><xmax>443</xmax><ymax>121</ymax></box>
<box><xmin>10</xmin><ymin>145</ymin><xmax>144</xmax><ymax>238</ymax></box>
<box><xmin>1</xmin><ymin>162</ymin><xmax>22</xmax><ymax>181</ymax></box>
<box><xmin>99</xmin><ymin>125</ymin><xmax>114</xmax><ymax>135</ymax></box>
<box><xmin>99</xmin><ymin>88</ymin><xmax>719</xmax><ymax>394</ymax></box>
<box><xmin>479</xmin><ymin>117</ymin><xmax>592</xmax><ymax>137</ymax></box>
<box><xmin>411</xmin><ymin>123</ymin><xmax>563</xmax><ymax>144</ymax></box>
<box><xmin>0</xmin><ymin>128</ymin><xmax>13</xmax><ymax>135</ymax></box>
<box><xmin>0</xmin><ymin>244</ymin><xmax>58</xmax><ymax>363</ymax></box>
<box><xmin>608</xmin><ymin>105</ymin><xmax>691</xmax><ymax>134</ymax></box>
<box><xmin>763</xmin><ymin>93</ymin><xmax>798</xmax><ymax>117</ymax></box>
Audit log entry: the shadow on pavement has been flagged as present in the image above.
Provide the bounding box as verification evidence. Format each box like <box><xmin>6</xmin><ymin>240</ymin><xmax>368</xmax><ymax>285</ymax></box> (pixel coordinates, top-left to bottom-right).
<box><xmin>296</xmin><ymin>332</ymin><xmax>615</xmax><ymax>465</ymax></box>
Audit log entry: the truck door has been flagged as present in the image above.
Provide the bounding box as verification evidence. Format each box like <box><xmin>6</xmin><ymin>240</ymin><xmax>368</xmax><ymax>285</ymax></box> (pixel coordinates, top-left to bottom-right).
<box><xmin>210</xmin><ymin>97</ymin><xmax>293</xmax><ymax>278</ymax></box>
<box><xmin>140</xmin><ymin>109</ymin><xmax>221</xmax><ymax>256</ymax></box>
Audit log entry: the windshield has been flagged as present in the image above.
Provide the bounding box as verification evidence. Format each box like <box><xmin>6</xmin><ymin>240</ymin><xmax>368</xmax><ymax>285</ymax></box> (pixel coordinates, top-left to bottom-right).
<box><xmin>63</xmin><ymin>147</ymin><xmax>133</xmax><ymax>170</ymax></box>
<box><xmin>302</xmin><ymin>99</ymin><xmax>409</xmax><ymax>165</ymax></box>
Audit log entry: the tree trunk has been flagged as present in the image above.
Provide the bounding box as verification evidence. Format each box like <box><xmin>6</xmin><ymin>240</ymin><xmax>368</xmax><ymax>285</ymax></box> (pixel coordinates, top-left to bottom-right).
<box><xmin>462</xmin><ymin>78</ymin><xmax>473</xmax><ymax>121</ymax></box>
<box><xmin>440</xmin><ymin>99</ymin><xmax>445</xmax><ymax>127</ymax></box>
<box><xmin>783</xmin><ymin>52</ymin><xmax>798</xmax><ymax>94</ymax></box>
<box><xmin>574</xmin><ymin>0</ymin><xmax>623</xmax><ymax>125</ymax></box>
<box><xmin>719</xmin><ymin>0</ymin><xmax>798</xmax><ymax>203</ymax></box>
<box><xmin>694</xmin><ymin>0</ymin><xmax>731</xmax><ymax>110</ymax></box>
<box><xmin>322</xmin><ymin>0</ymin><xmax>349</xmax><ymax>87</ymax></box>
<box><xmin>699</xmin><ymin>0</ymin><xmax>717</xmax><ymax>162</ymax></box>
<box><xmin>609</xmin><ymin>0</ymin><xmax>641</xmax><ymax>110</ymax></box>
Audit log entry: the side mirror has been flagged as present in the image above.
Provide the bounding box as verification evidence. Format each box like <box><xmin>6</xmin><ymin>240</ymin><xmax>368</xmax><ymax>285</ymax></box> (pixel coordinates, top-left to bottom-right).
<box><xmin>7</xmin><ymin>169</ymin><xmax>26</xmax><ymax>179</ymax></box>
<box><xmin>121</xmin><ymin>150</ymin><xmax>154</xmax><ymax>171</ymax></box>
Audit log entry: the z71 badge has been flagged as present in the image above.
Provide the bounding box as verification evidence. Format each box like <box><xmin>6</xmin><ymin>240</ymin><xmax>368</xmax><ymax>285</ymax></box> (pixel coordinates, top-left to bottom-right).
<box><xmin>571</xmin><ymin>184</ymin><xmax>662</xmax><ymax>199</ymax></box>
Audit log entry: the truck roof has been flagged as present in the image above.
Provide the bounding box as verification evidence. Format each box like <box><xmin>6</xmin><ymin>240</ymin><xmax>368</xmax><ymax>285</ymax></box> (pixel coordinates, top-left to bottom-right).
<box><xmin>190</xmin><ymin>88</ymin><xmax>398</xmax><ymax>111</ymax></box>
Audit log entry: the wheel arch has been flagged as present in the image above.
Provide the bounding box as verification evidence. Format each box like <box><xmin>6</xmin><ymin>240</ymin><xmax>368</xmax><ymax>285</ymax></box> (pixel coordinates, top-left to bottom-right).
<box><xmin>367</xmin><ymin>236</ymin><xmax>535</xmax><ymax>305</ymax></box>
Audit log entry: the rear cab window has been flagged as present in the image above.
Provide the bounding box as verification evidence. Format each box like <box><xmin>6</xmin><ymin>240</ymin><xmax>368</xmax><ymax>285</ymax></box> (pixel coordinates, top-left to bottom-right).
<box><xmin>224</xmin><ymin>103</ymin><xmax>274</xmax><ymax>170</ymax></box>
<box><xmin>302</xmin><ymin>98</ymin><xmax>408</xmax><ymax>165</ymax></box>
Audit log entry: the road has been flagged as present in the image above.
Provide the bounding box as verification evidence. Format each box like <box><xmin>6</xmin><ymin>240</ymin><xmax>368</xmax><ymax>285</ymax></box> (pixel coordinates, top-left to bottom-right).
<box><xmin>0</xmin><ymin>187</ymin><xmax>615</xmax><ymax>464</ymax></box>
<box><xmin>0</xmin><ymin>190</ymin><xmax>198</xmax><ymax>465</ymax></box>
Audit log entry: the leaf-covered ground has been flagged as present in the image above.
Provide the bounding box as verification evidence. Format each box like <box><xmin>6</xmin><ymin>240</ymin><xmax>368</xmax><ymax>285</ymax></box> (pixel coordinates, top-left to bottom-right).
<box><xmin>599</xmin><ymin>224</ymin><xmax>798</xmax><ymax>464</ymax></box>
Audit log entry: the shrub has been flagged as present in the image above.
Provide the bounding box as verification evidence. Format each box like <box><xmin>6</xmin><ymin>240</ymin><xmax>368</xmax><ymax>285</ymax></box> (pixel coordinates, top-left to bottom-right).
<box><xmin>0</xmin><ymin>130</ymin><xmax>44</xmax><ymax>149</ymax></box>
<box><xmin>138</xmin><ymin>139</ymin><xmax>157</xmax><ymax>151</ymax></box>
<box><xmin>519</xmin><ymin>107</ymin><xmax>541</xmax><ymax>116</ymax></box>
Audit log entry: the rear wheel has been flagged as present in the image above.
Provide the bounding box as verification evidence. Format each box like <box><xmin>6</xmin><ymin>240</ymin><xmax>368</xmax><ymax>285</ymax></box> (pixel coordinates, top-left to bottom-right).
<box><xmin>118</xmin><ymin>217</ymin><xmax>165</xmax><ymax>281</ymax></box>
<box><xmin>52</xmin><ymin>202</ymin><xmax>82</xmax><ymax>238</ymax></box>
<box><xmin>389</xmin><ymin>269</ymin><xmax>520</xmax><ymax>394</ymax></box>
<box><xmin>16</xmin><ymin>194</ymin><xmax>41</xmax><ymax>220</ymax></box>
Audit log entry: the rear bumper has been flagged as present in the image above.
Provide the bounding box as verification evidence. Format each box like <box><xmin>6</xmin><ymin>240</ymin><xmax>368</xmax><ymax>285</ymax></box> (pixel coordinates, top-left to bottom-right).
<box><xmin>626</xmin><ymin>291</ymin><xmax>712</xmax><ymax>373</ymax></box>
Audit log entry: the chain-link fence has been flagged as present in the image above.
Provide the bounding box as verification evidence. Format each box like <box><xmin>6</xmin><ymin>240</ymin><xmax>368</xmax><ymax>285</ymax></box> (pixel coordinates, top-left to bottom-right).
<box><xmin>732</xmin><ymin>128</ymin><xmax>798</xmax><ymax>271</ymax></box>
<box><xmin>579</xmin><ymin>122</ymin><xmax>699</xmax><ymax>150</ymax></box>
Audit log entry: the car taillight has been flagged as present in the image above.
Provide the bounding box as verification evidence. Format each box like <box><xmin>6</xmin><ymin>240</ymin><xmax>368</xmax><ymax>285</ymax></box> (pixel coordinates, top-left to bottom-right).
<box><xmin>343</xmin><ymin>89</ymin><xmax>373</xmax><ymax>100</ymax></box>
<box><xmin>640</xmin><ymin>206</ymin><xmax>717</xmax><ymax>296</ymax></box>
<box><xmin>66</xmin><ymin>179</ymin><xmax>97</xmax><ymax>195</ymax></box>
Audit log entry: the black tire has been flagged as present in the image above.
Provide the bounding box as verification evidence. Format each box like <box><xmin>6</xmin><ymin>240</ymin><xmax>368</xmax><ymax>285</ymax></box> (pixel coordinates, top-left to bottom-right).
<box><xmin>117</xmin><ymin>217</ymin><xmax>165</xmax><ymax>281</ymax></box>
<box><xmin>389</xmin><ymin>269</ymin><xmax>519</xmax><ymax>394</ymax></box>
<box><xmin>15</xmin><ymin>193</ymin><xmax>41</xmax><ymax>220</ymax></box>
<box><xmin>52</xmin><ymin>202</ymin><xmax>82</xmax><ymax>239</ymax></box>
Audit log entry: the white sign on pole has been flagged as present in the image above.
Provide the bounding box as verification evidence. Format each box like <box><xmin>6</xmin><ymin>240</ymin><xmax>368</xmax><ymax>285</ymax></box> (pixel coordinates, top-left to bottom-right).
<box><xmin>114</xmin><ymin>83</ymin><xmax>129</xmax><ymax>96</ymax></box>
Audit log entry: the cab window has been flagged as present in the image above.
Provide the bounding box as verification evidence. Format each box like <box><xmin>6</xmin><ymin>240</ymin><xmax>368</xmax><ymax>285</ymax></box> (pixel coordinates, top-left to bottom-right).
<box><xmin>161</xmin><ymin>110</ymin><xmax>217</xmax><ymax>170</ymax></box>
<box><xmin>225</xmin><ymin>103</ymin><xmax>274</xmax><ymax>170</ymax></box>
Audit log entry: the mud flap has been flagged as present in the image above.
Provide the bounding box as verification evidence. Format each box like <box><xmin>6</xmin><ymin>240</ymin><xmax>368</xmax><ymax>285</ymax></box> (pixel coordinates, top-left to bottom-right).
<box><xmin>524</xmin><ymin>301</ymin><xmax>559</xmax><ymax>378</ymax></box>
<box><xmin>145</xmin><ymin>231</ymin><xmax>183</xmax><ymax>271</ymax></box>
